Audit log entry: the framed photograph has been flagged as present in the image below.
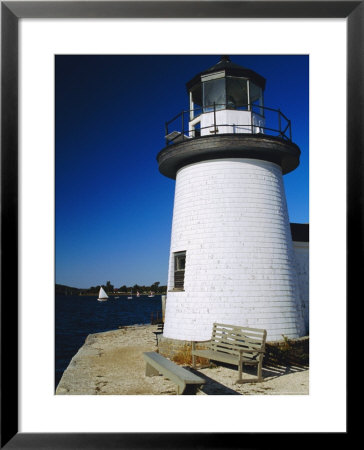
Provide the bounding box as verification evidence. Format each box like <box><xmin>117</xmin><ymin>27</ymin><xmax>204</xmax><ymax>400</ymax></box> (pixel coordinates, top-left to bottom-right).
<box><xmin>2</xmin><ymin>1</ymin><xmax>359</xmax><ymax>447</ymax></box>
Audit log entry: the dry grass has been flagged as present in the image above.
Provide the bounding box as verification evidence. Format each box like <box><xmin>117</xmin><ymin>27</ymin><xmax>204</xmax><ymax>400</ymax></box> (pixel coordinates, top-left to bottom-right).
<box><xmin>171</xmin><ymin>343</ymin><xmax>210</xmax><ymax>367</ymax></box>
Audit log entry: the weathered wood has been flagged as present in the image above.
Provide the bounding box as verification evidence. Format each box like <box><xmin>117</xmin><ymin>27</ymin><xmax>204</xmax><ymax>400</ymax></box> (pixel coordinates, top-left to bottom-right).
<box><xmin>143</xmin><ymin>351</ymin><xmax>205</xmax><ymax>395</ymax></box>
<box><xmin>191</xmin><ymin>323</ymin><xmax>267</xmax><ymax>383</ymax></box>
<box><xmin>212</xmin><ymin>323</ymin><xmax>265</xmax><ymax>334</ymax></box>
<box><xmin>174</xmin><ymin>271</ymin><xmax>185</xmax><ymax>289</ymax></box>
<box><xmin>152</xmin><ymin>323</ymin><xmax>164</xmax><ymax>344</ymax></box>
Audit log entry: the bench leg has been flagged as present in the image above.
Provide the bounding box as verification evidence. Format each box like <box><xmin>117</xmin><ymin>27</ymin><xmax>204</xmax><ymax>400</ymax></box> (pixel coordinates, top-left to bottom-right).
<box><xmin>192</xmin><ymin>353</ymin><xmax>196</xmax><ymax>369</ymax></box>
<box><xmin>257</xmin><ymin>357</ymin><xmax>263</xmax><ymax>382</ymax></box>
<box><xmin>236</xmin><ymin>363</ymin><xmax>263</xmax><ymax>384</ymax></box>
<box><xmin>176</xmin><ymin>382</ymin><xmax>186</xmax><ymax>395</ymax></box>
<box><xmin>145</xmin><ymin>363</ymin><xmax>160</xmax><ymax>377</ymax></box>
<box><xmin>238</xmin><ymin>360</ymin><xmax>243</xmax><ymax>383</ymax></box>
<box><xmin>236</xmin><ymin>361</ymin><xmax>260</xmax><ymax>384</ymax></box>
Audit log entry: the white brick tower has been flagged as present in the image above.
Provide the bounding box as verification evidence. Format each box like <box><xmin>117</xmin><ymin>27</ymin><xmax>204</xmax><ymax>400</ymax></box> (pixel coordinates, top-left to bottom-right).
<box><xmin>157</xmin><ymin>57</ymin><xmax>305</xmax><ymax>342</ymax></box>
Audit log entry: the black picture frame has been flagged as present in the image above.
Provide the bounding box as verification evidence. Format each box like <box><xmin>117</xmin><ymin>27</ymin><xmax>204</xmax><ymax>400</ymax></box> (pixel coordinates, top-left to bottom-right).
<box><xmin>1</xmin><ymin>1</ymin><xmax>358</xmax><ymax>447</ymax></box>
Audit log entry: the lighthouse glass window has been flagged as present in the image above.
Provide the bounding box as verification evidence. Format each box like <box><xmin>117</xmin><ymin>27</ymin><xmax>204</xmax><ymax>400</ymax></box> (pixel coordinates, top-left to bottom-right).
<box><xmin>226</xmin><ymin>77</ymin><xmax>249</xmax><ymax>109</ymax></box>
<box><xmin>203</xmin><ymin>78</ymin><xmax>226</xmax><ymax>111</ymax></box>
<box><xmin>249</xmin><ymin>82</ymin><xmax>264</xmax><ymax>116</ymax></box>
<box><xmin>174</xmin><ymin>251</ymin><xmax>186</xmax><ymax>290</ymax></box>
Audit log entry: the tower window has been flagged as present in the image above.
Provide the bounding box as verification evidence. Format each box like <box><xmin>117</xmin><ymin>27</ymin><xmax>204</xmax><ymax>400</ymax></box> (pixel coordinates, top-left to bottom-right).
<box><xmin>174</xmin><ymin>251</ymin><xmax>186</xmax><ymax>290</ymax></box>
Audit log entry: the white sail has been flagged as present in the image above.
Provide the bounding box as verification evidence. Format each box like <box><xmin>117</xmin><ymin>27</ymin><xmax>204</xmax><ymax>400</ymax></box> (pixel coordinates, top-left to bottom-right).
<box><xmin>98</xmin><ymin>287</ymin><xmax>109</xmax><ymax>300</ymax></box>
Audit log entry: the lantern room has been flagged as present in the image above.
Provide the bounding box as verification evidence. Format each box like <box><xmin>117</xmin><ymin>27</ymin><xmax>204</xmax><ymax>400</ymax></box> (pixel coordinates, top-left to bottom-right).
<box><xmin>186</xmin><ymin>56</ymin><xmax>266</xmax><ymax>137</ymax></box>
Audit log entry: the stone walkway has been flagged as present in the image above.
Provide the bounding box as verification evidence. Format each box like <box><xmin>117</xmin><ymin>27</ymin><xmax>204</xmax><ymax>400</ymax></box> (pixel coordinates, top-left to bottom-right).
<box><xmin>56</xmin><ymin>325</ymin><xmax>309</xmax><ymax>395</ymax></box>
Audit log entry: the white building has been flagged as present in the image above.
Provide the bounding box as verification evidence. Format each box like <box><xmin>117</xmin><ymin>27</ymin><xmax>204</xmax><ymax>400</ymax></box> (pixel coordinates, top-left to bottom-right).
<box><xmin>157</xmin><ymin>57</ymin><xmax>308</xmax><ymax>343</ymax></box>
<box><xmin>290</xmin><ymin>223</ymin><xmax>309</xmax><ymax>335</ymax></box>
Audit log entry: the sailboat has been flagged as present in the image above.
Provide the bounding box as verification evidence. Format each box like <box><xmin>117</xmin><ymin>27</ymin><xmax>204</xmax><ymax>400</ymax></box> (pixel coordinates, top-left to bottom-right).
<box><xmin>148</xmin><ymin>291</ymin><xmax>155</xmax><ymax>298</ymax></box>
<box><xmin>136</xmin><ymin>291</ymin><xmax>140</xmax><ymax>298</ymax></box>
<box><xmin>127</xmin><ymin>291</ymin><xmax>133</xmax><ymax>299</ymax></box>
<box><xmin>97</xmin><ymin>287</ymin><xmax>109</xmax><ymax>302</ymax></box>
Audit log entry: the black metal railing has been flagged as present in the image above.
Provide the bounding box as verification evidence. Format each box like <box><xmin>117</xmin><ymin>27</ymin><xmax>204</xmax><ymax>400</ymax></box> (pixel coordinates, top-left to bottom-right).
<box><xmin>165</xmin><ymin>103</ymin><xmax>292</xmax><ymax>146</ymax></box>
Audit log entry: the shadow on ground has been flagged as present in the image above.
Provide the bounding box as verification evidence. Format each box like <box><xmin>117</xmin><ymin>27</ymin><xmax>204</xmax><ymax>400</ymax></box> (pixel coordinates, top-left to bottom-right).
<box><xmin>185</xmin><ymin>362</ymin><xmax>309</xmax><ymax>395</ymax></box>
<box><xmin>261</xmin><ymin>363</ymin><xmax>309</xmax><ymax>379</ymax></box>
<box><xmin>202</xmin><ymin>360</ymin><xmax>309</xmax><ymax>379</ymax></box>
<box><xmin>186</xmin><ymin>367</ymin><xmax>242</xmax><ymax>395</ymax></box>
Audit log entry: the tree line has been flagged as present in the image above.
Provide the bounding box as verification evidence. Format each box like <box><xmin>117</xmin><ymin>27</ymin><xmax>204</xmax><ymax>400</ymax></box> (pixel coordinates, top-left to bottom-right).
<box><xmin>56</xmin><ymin>281</ymin><xmax>167</xmax><ymax>296</ymax></box>
<box><xmin>85</xmin><ymin>281</ymin><xmax>167</xmax><ymax>295</ymax></box>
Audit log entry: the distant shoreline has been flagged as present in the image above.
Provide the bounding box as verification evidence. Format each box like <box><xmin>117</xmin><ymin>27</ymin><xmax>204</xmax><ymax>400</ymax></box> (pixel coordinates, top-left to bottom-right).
<box><xmin>55</xmin><ymin>283</ymin><xmax>167</xmax><ymax>297</ymax></box>
<box><xmin>77</xmin><ymin>293</ymin><xmax>166</xmax><ymax>297</ymax></box>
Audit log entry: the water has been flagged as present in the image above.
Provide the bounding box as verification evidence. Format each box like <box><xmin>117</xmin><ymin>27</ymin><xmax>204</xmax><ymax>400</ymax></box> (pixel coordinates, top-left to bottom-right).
<box><xmin>55</xmin><ymin>294</ymin><xmax>162</xmax><ymax>389</ymax></box>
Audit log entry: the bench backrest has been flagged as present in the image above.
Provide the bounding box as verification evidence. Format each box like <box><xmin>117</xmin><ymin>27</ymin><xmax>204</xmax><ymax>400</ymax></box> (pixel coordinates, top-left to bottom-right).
<box><xmin>210</xmin><ymin>323</ymin><xmax>267</xmax><ymax>361</ymax></box>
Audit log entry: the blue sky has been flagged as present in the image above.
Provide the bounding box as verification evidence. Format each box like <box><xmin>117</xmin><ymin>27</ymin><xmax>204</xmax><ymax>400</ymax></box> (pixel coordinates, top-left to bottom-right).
<box><xmin>56</xmin><ymin>55</ymin><xmax>309</xmax><ymax>288</ymax></box>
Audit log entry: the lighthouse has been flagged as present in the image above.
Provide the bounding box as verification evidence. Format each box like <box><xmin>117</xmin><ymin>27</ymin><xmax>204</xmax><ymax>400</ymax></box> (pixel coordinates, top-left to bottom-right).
<box><xmin>157</xmin><ymin>56</ymin><xmax>306</xmax><ymax>345</ymax></box>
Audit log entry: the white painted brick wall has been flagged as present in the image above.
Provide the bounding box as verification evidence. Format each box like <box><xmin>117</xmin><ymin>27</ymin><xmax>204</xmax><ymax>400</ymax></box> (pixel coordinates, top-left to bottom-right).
<box><xmin>293</xmin><ymin>242</ymin><xmax>309</xmax><ymax>334</ymax></box>
<box><xmin>164</xmin><ymin>158</ymin><xmax>306</xmax><ymax>341</ymax></box>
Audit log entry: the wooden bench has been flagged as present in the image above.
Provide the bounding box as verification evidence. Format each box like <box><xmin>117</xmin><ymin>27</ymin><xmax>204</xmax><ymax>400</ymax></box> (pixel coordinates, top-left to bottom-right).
<box><xmin>191</xmin><ymin>323</ymin><xmax>267</xmax><ymax>383</ymax></box>
<box><xmin>143</xmin><ymin>352</ymin><xmax>205</xmax><ymax>395</ymax></box>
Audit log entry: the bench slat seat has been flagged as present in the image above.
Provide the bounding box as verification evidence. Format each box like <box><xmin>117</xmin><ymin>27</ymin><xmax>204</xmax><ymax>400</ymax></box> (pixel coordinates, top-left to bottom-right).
<box><xmin>192</xmin><ymin>349</ymin><xmax>262</xmax><ymax>366</ymax></box>
<box><xmin>143</xmin><ymin>351</ymin><xmax>205</xmax><ymax>395</ymax></box>
<box><xmin>191</xmin><ymin>323</ymin><xmax>267</xmax><ymax>383</ymax></box>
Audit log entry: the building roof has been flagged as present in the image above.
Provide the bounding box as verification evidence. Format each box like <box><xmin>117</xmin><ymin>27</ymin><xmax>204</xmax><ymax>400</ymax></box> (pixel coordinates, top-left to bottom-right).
<box><xmin>186</xmin><ymin>56</ymin><xmax>266</xmax><ymax>92</ymax></box>
<box><xmin>290</xmin><ymin>223</ymin><xmax>309</xmax><ymax>242</ymax></box>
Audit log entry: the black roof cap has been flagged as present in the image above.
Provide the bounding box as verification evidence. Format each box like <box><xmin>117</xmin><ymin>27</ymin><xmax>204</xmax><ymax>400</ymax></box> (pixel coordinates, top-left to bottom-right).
<box><xmin>290</xmin><ymin>223</ymin><xmax>309</xmax><ymax>242</ymax></box>
<box><xmin>186</xmin><ymin>56</ymin><xmax>266</xmax><ymax>91</ymax></box>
